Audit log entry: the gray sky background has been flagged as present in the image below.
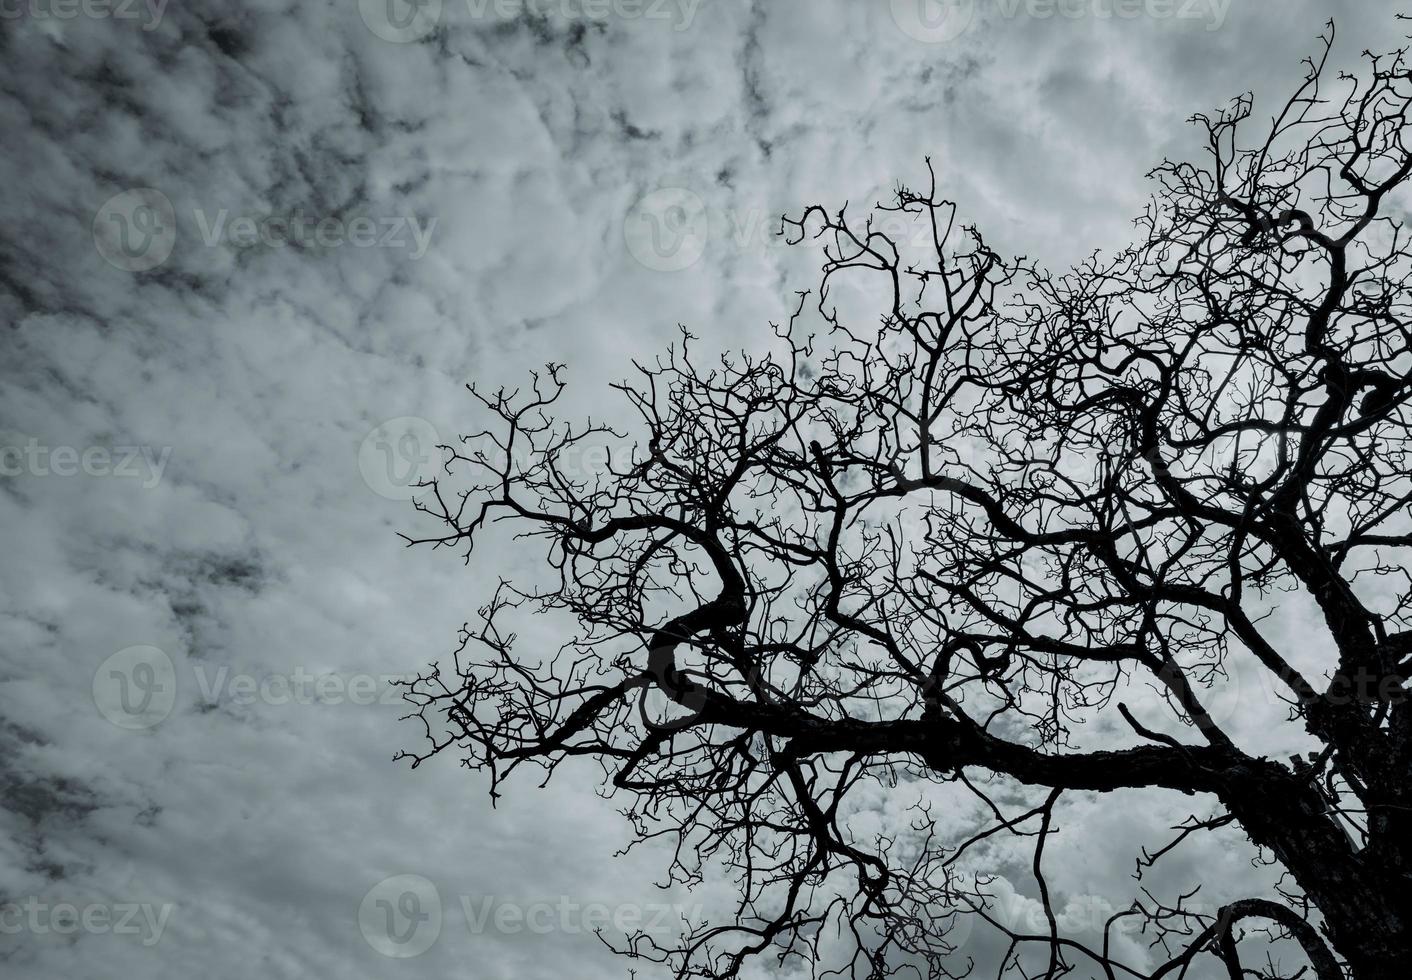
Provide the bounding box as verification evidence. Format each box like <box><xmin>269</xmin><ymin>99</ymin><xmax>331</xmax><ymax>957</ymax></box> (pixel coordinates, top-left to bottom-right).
<box><xmin>0</xmin><ymin>2</ymin><xmax>1405</xmax><ymax>978</ymax></box>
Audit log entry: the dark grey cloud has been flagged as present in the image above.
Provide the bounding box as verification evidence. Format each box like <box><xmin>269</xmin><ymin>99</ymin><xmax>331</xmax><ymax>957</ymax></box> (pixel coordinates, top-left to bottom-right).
<box><xmin>0</xmin><ymin>1</ymin><xmax>1403</xmax><ymax>977</ymax></box>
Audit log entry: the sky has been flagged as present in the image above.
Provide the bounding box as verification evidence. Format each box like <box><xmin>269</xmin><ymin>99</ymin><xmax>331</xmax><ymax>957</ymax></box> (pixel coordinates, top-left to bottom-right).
<box><xmin>0</xmin><ymin>1</ymin><xmax>1405</xmax><ymax>978</ymax></box>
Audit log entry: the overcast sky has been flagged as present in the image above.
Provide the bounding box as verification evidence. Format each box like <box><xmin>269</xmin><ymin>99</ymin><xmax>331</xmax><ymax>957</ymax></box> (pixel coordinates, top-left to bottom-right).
<box><xmin>0</xmin><ymin>2</ymin><xmax>1405</xmax><ymax>978</ymax></box>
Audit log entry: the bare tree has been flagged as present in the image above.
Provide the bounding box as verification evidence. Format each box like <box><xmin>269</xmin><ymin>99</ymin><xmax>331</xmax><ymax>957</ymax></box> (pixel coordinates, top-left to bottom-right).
<box><xmin>398</xmin><ymin>24</ymin><xmax>1412</xmax><ymax>980</ymax></box>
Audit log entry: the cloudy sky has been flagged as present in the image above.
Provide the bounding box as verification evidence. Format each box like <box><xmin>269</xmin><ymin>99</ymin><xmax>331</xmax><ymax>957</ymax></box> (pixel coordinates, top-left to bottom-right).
<box><xmin>0</xmin><ymin>1</ymin><xmax>1404</xmax><ymax>978</ymax></box>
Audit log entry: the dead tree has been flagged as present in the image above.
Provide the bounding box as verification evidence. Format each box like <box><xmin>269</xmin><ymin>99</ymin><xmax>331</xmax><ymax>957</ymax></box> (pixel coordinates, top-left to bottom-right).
<box><xmin>398</xmin><ymin>25</ymin><xmax>1412</xmax><ymax>980</ymax></box>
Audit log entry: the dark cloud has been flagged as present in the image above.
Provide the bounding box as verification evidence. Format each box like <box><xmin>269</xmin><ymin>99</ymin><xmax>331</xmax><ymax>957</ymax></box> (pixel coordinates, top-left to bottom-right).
<box><xmin>0</xmin><ymin>1</ymin><xmax>1402</xmax><ymax>977</ymax></box>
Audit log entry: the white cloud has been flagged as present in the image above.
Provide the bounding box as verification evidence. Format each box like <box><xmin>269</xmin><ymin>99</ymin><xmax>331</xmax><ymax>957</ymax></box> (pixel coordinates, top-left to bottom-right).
<box><xmin>0</xmin><ymin>1</ymin><xmax>1400</xmax><ymax>977</ymax></box>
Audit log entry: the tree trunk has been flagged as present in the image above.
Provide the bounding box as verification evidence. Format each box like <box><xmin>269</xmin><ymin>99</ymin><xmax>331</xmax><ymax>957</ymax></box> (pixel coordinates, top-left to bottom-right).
<box><xmin>1222</xmin><ymin>759</ymin><xmax>1412</xmax><ymax>979</ymax></box>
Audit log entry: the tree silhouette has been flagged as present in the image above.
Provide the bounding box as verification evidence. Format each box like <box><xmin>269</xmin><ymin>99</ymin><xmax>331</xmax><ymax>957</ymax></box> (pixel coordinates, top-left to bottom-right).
<box><xmin>399</xmin><ymin>24</ymin><xmax>1412</xmax><ymax>980</ymax></box>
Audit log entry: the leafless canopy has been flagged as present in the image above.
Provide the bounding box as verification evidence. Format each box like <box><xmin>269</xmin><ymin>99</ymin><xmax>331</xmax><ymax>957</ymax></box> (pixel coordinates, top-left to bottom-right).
<box><xmin>399</xmin><ymin>25</ymin><xmax>1412</xmax><ymax>980</ymax></box>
